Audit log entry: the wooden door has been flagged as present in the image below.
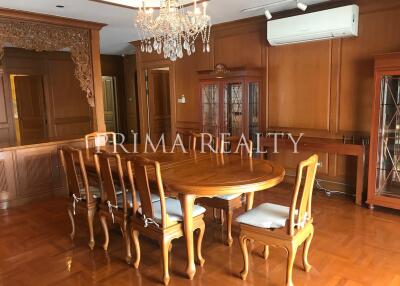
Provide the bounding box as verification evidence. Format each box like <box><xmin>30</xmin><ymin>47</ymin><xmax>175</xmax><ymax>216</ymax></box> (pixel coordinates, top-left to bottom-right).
<box><xmin>102</xmin><ymin>76</ymin><xmax>118</xmax><ymax>133</ymax></box>
<box><xmin>149</xmin><ymin>70</ymin><xmax>171</xmax><ymax>145</ymax></box>
<box><xmin>12</xmin><ymin>75</ymin><xmax>47</xmax><ymax>145</ymax></box>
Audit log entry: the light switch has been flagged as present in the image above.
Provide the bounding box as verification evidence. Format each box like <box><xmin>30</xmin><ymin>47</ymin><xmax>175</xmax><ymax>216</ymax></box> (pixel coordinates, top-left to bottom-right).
<box><xmin>178</xmin><ymin>94</ymin><xmax>186</xmax><ymax>104</ymax></box>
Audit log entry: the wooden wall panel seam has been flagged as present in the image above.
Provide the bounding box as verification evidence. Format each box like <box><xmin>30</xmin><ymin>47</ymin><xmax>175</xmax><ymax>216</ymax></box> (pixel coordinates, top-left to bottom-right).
<box><xmin>327</xmin><ymin>40</ymin><xmax>333</xmax><ymax>132</ymax></box>
<box><xmin>335</xmin><ymin>39</ymin><xmax>342</xmax><ymax>134</ymax></box>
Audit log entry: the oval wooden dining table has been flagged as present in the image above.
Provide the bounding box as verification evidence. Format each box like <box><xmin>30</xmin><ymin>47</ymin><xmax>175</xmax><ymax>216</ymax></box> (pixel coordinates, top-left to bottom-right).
<box><xmin>81</xmin><ymin>145</ymin><xmax>285</xmax><ymax>280</ymax></box>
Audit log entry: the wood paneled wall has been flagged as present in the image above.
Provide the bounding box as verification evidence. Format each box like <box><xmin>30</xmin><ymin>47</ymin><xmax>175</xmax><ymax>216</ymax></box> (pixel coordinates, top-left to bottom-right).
<box><xmin>268</xmin><ymin>40</ymin><xmax>332</xmax><ymax>133</ymax></box>
<box><xmin>267</xmin><ymin>0</ymin><xmax>400</xmax><ymax>138</ymax></box>
<box><xmin>134</xmin><ymin>0</ymin><xmax>400</xmax><ymax>192</ymax></box>
<box><xmin>0</xmin><ymin>150</ymin><xmax>16</xmax><ymax>203</ymax></box>
<box><xmin>44</xmin><ymin>52</ymin><xmax>92</xmax><ymax>137</ymax></box>
<box><xmin>0</xmin><ymin>138</ymin><xmax>85</xmax><ymax>209</ymax></box>
<box><xmin>1</xmin><ymin>48</ymin><xmax>92</xmax><ymax>146</ymax></box>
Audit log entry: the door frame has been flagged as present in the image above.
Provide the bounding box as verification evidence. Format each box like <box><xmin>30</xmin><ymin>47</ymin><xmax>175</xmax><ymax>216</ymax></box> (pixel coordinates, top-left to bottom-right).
<box><xmin>102</xmin><ymin>75</ymin><xmax>119</xmax><ymax>132</ymax></box>
<box><xmin>137</xmin><ymin>60</ymin><xmax>176</xmax><ymax>145</ymax></box>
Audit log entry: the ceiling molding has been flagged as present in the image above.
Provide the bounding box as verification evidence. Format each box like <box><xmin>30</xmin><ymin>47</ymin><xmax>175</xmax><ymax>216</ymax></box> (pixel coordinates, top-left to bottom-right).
<box><xmin>88</xmin><ymin>0</ymin><xmax>210</xmax><ymax>10</ymax></box>
<box><xmin>0</xmin><ymin>7</ymin><xmax>107</xmax><ymax>30</ymax></box>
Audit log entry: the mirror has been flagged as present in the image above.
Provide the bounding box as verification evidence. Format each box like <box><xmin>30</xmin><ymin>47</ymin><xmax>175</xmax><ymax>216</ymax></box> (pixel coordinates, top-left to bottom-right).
<box><xmin>1</xmin><ymin>48</ymin><xmax>92</xmax><ymax>147</ymax></box>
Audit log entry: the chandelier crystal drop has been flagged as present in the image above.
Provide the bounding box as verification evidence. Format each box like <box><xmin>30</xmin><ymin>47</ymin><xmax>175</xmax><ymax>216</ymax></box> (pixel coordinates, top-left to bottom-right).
<box><xmin>136</xmin><ymin>0</ymin><xmax>211</xmax><ymax>61</ymax></box>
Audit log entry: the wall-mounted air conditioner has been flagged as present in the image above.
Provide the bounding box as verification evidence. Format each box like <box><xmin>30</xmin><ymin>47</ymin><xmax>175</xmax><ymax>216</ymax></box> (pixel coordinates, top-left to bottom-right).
<box><xmin>267</xmin><ymin>5</ymin><xmax>359</xmax><ymax>46</ymax></box>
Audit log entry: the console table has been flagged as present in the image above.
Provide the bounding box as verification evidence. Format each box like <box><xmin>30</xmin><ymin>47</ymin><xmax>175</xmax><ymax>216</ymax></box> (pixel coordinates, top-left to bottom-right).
<box><xmin>260</xmin><ymin>137</ymin><xmax>367</xmax><ymax>205</ymax></box>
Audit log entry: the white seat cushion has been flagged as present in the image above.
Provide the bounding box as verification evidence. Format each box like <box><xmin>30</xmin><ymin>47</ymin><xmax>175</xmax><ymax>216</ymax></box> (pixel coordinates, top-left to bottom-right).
<box><xmin>117</xmin><ymin>191</ymin><xmax>133</xmax><ymax>208</ymax></box>
<box><xmin>136</xmin><ymin>193</ymin><xmax>161</xmax><ymax>206</ymax></box>
<box><xmin>216</xmin><ymin>193</ymin><xmax>242</xmax><ymax>200</ymax></box>
<box><xmin>115</xmin><ymin>185</ymin><xmax>123</xmax><ymax>195</ymax></box>
<box><xmin>139</xmin><ymin>198</ymin><xmax>206</xmax><ymax>223</ymax></box>
<box><xmin>236</xmin><ymin>203</ymin><xmax>291</xmax><ymax>229</ymax></box>
<box><xmin>117</xmin><ymin>191</ymin><xmax>160</xmax><ymax>208</ymax></box>
<box><xmin>79</xmin><ymin>186</ymin><xmax>101</xmax><ymax>199</ymax></box>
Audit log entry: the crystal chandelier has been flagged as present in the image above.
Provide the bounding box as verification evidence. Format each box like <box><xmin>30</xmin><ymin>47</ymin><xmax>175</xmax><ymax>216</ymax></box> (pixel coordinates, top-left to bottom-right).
<box><xmin>136</xmin><ymin>0</ymin><xmax>211</xmax><ymax>61</ymax></box>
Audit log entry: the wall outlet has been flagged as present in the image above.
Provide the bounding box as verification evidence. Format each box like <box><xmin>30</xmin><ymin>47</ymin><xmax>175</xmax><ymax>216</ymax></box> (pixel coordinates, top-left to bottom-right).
<box><xmin>317</xmin><ymin>161</ymin><xmax>323</xmax><ymax>168</ymax></box>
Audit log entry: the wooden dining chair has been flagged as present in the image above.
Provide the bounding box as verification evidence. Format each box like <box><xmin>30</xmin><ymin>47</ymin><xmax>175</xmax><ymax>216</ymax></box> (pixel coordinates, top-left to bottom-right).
<box><xmin>196</xmin><ymin>135</ymin><xmax>254</xmax><ymax>246</ymax></box>
<box><xmin>94</xmin><ymin>151</ymin><xmax>133</xmax><ymax>264</ymax></box>
<box><xmin>85</xmin><ymin>131</ymin><xmax>117</xmax><ymax>149</ymax></box>
<box><xmin>127</xmin><ymin>156</ymin><xmax>206</xmax><ymax>285</ymax></box>
<box><xmin>59</xmin><ymin>145</ymin><xmax>101</xmax><ymax>249</ymax></box>
<box><xmin>219</xmin><ymin>135</ymin><xmax>253</xmax><ymax>157</ymax></box>
<box><xmin>188</xmin><ymin>131</ymin><xmax>219</xmax><ymax>152</ymax></box>
<box><xmin>236</xmin><ymin>154</ymin><xmax>318</xmax><ymax>286</ymax></box>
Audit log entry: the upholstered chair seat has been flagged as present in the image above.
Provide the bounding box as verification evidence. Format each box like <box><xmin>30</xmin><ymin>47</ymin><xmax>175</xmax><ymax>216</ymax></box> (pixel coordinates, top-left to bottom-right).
<box><xmin>79</xmin><ymin>186</ymin><xmax>101</xmax><ymax>199</ymax></box>
<box><xmin>216</xmin><ymin>193</ymin><xmax>242</xmax><ymax>200</ymax></box>
<box><xmin>95</xmin><ymin>151</ymin><xmax>134</xmax><ymax>264</ymax></box>
<box><xmin>138</xmin><ymin>198</ymin><xmax>206</xmax><ymax>224</ymax></box>
<box><xmin>236</xmin><ymin>203</ymin><xmax>296</xmax><ymax>229</ymax></box>
<box><xmin>116</xmin><ymin>191</ymin><xmax>161</xmax><ymax>208</ymax></box>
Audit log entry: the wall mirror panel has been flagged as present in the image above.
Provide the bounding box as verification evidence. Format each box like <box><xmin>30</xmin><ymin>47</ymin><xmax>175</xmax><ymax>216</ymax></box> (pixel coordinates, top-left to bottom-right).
<box><xmin>0</xmin><ymin>9</ymin><xmax>104</xmax><ymax>209</ymax></box>
<box><xmin>0</xmin><ymin>48</ymin><xmax>92</xmax><ymax>147</ymax></box>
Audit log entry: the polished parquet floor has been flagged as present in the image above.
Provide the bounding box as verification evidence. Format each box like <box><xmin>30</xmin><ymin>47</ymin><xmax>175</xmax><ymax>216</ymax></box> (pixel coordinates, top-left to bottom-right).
<box><xmin>1</xmin><ymin>184</ymin><xmax>400</xmax><ymax>286</ymax></box>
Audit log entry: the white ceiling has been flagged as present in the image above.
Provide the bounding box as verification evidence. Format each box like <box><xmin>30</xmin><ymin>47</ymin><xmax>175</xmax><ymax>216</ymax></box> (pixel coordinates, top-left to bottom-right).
<box><xmin>0</xmin><ymin>0</ymin><xmax>331</xmax><ymax>55</ymax></box>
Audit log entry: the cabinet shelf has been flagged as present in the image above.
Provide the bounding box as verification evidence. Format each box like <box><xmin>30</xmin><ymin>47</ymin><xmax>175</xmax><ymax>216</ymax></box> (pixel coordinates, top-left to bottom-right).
<box><xmin>199</xmin><ymin>65</ymin><xmax>263</xmax><ymax>143</ymax></box>
<box><xmin>368</xmin><ymin>53</ymin><xmax>400</xmax><ymax>210</ymax></box>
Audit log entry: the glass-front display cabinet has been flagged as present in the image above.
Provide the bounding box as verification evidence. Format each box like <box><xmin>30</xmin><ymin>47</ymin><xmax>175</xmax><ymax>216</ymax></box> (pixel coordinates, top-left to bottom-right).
<box><xmin>368</xmin><ymin>53</ymin><xmax>400</xmax><ymax>210</ymax></box>
<box><xmin>199</xmin><ymin>64</ymin><xmax>263</xmax><ymax>144</ymax></box>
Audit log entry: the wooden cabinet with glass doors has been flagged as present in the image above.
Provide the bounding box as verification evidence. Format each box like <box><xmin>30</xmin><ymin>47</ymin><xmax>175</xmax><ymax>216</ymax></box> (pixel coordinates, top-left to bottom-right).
<box><xmin>198</xmin><ymin>64</ymin><xmax>263</xmax><ymax>144</ymax></box>
<box><xmin>368</xmin><ymin>53</ymin><xmax>400</xmax><ymax>210</ymax></box>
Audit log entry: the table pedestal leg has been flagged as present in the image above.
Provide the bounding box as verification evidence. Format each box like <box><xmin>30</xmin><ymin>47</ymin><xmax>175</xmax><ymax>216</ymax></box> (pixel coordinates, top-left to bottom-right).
<box><xmin>179</xmin><ymin>193</ymin><xmax>196</xmax><ymax>280</ymax></box>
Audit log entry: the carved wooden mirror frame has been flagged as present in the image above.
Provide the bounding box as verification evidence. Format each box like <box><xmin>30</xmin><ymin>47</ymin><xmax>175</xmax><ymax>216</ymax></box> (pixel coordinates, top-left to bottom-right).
<box><xmin>0</xmin><ymin>18</ymin><xmax>95</xmax><ymax>106</ymax></box>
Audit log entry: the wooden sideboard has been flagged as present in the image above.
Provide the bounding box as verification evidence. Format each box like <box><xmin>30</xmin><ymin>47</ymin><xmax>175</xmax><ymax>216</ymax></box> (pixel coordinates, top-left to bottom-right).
<box><xmin>0</xmin><ymin>138</ymin><xmax>85</xmax><ymax>209</ymax></box>
<box><xmin>260</xmin><ymin>136</ymin><xmax>367</xmax><ymax>205</ymax></box>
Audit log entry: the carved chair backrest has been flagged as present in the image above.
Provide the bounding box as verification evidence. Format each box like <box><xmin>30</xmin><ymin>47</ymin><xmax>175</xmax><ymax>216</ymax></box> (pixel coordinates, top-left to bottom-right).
<box><xmin>189</xmin><ymin>131</ymin><xmax>219</xmax><ymax>152</ymax></box>
<box><xmin>288</xmin><ymin>154</ymin><xmax>318</xmax><ymax>235</ymax></box>
<box><xmin>219</xmin><ymin>136</ymin><xmax>253</xmax><ymax>157</ymax></box>
<box><xmin>94</xmin><ymin>151</ymin><xmax>129</xmax><ymax>214</ymax></box>
<box><xmin>85</xmin><ymin>132</ymin><xmax>117</xmax><ymax>149</ymax></box>
<box><xmin>59</xmin><ymin>146</ymin><xmax>93</xmax><ymax>204</ymax></box>
<box><xmin>126</xmin><ymin>156</ymin><xmax>171</xmax><ymax>228</ymax></box>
